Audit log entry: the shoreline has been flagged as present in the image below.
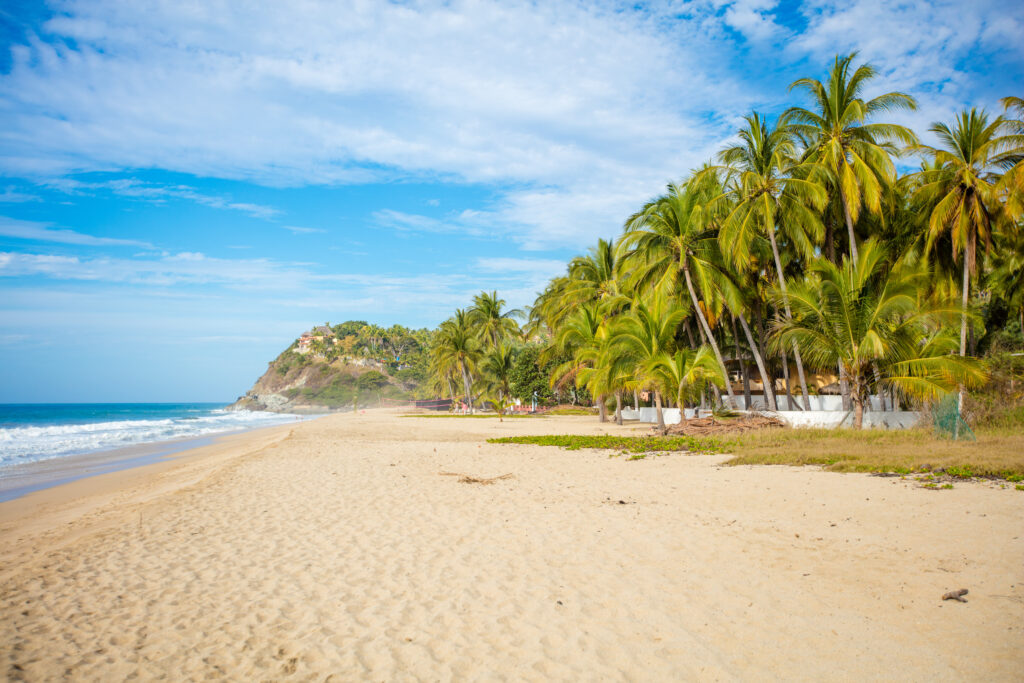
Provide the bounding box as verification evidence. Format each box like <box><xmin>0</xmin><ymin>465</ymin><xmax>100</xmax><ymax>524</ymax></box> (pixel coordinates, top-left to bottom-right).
<box><xmin>1</xmin><ymin>409</ymin><xmax>1021</xmax><ymax>680</ymax></box>
<box><xmin>0</xmin><ymin>413</ymin><xmax>316</xmax><ymax>504</ymax></box>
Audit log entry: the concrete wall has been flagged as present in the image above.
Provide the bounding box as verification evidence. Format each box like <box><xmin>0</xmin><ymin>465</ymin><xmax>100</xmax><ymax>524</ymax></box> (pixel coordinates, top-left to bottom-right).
<box><xmin>726</xmin><ymin>395</ymin><xmax>897</xmax><ymax>411</ymax></box>
<box><xmin>620</xmin><ymin>404</ymin><xmax>923</xmax><ymax>430</ymax></box>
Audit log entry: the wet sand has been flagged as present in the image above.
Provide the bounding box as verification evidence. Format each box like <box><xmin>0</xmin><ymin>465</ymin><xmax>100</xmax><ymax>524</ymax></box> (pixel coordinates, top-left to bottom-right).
<box><xmin>1</xmin><ymin>410</ymin><xmax>1021</xmax><ymax>680</ymax></box>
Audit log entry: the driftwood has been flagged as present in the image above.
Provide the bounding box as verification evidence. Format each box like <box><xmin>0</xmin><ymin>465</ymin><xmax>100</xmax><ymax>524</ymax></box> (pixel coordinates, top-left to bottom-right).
<box><xmin>942</xmin><ymin>589</ymin><xmax>969</xmax><ymax>602</ymax></box>
<box><xmin>439</xmin><ymin>472</ymin><xmax>514</xmax><ymax>485</ymax></box>
<box><xmin>664</xmin><ymin>414</ymin><xmax>786</xmax><ymax>436</ymax></box>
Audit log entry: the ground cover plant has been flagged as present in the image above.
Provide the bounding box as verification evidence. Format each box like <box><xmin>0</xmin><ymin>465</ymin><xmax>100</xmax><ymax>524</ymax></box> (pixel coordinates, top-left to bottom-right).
<box><xmin>489</xmin><ymin>427</ymin><xmax>1024</xmax><ymax>479</ymax></box>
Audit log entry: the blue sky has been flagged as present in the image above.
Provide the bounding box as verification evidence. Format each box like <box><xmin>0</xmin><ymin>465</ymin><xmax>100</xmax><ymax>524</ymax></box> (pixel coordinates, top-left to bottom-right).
<box><xmin>1</xmin><ymin>0</ymin><xmax>1021</xmax><ymax>403</ymax></box>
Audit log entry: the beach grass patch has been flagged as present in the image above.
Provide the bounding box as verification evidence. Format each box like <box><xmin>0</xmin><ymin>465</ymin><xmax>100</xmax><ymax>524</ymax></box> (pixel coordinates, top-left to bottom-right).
<box><xmin>486</xmin><ymin>434</ymin><xmax>721</xmax><ymax>455</ymax></box>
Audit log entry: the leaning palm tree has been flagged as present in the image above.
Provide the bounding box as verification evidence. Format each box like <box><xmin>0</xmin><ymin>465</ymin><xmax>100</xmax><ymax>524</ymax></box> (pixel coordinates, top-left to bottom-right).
<box><xmin>712</xmin><ymin>112</ymin><xmax>828</xmax><ymax>408</ymax></box>
<box><xmin>783</xmin><ymin>53</ymin><xmax>917</xmax><ymax>261</ymax></box>
<box><xmin>910</xmin><ymin>108</ymin><xmax>1010</xmax><ymax>359</ymax></box>
<box><xmin>653</xmin><ymin>345</ymin><xmax>726</xmax><ymax>425</ymax></box>
<box><xmin>469</xmin><ymin>291</ymin><xmax>523</xmax><ymax>347</ymax></box>
<box><xmin>432</xmin><ymin>309</ymin><xmax>481</xmax><ymax>413</ymax></box>
<box><xmin>621</xmin><ymin>183</ymin><xmax>738</xmax><ymax>408</ymax></box>
<box><xmin>772</xmin><ymin>240</ymin><xmax>986</xmax><ymax>428</ymax></box>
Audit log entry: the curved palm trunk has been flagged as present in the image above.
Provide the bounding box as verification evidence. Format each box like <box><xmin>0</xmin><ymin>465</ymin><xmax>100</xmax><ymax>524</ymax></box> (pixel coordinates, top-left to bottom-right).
<box><xmin>682</xmin><ymin>265</ymin><xmax>737</xmax><ymax>409</ymax></box>
<box><xmin>598</xmin><ymin>394</ymin><xmax>608</xmax><ymax>422</ymax></box>
<box><xmin>654</xmin><ymin>391</ymin><xmax>666</xmax><ymax>432</ymax></box>
<box><xmin>459</xmin><ymin>361</ymin><xmax>473</xmax><ymax>414</ymax></box>
<box><xmin>614</xmin><ymin>391</ymin><xmax>623</xmax><ymax>425</ymax></box>
<box><xmin>767</xmin><ymin>228</ymin><xmax>812</xmax><ymax>410</ymax></box>
<box><xmin>737</xmin><ymin>313</ymin><xmax>777</xmax><ymax>411</ymax></box>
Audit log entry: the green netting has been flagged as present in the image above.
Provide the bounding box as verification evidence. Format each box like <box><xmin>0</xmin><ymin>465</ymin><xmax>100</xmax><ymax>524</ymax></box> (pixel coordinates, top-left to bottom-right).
<box><xmin>933</xmin><ymin>393</ymin><xmax>975</xmax><ymax>441</ymax></box>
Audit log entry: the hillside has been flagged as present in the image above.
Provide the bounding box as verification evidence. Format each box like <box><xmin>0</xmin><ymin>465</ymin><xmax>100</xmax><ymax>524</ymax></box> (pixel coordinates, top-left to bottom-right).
<box><xmin>229</xmin><ymin>322</ymin><xmax>431</xmax><ymax>413</ymax></box>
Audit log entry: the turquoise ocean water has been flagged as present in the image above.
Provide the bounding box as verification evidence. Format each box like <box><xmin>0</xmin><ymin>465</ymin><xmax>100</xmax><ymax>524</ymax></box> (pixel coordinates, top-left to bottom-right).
<box><xmin>0</xmin><ymin>403</ymin><xmax>302</xmax><ymax>471</ymax></box>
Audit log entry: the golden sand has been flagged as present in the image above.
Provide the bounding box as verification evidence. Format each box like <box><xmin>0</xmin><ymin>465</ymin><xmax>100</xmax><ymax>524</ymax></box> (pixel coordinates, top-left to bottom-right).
<box><xmin>1</xmin><ymin>410</ymin><xmax>1021</xmax><ymax>680</ymax></box>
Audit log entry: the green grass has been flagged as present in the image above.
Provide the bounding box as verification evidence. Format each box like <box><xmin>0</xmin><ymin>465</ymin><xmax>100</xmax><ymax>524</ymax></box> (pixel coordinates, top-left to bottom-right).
<box><xmin>486</xmin><ymin>434</ymin><xmax>720</xmax><ymax>454</ymax></box>
<box><xmin>401</xmin><ymin>413</ymin><xmax>542</xmax><ymax>419</ymax></box>
<box><xmin>487</xmin><ymin>428</ymin><xmax>1024</xmax><ymax>480</ymax></box>
<box><xmin>543</xmin><ymin>407</ymin><xmax>598</xmax><ymax>416</ymax></box>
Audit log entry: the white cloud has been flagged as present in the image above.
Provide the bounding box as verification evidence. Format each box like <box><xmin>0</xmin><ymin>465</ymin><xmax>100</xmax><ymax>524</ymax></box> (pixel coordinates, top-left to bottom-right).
<box><xmin>0</xmin><ymin>216</ymin><xmax>154</xmax><ymax>248</ymax></box>
<box><xmin>39</xmin><ymin>177</ymin><xmax>280</xmax><ymax>219</ymax></box>
<box><xmin>0</xmin><ymin>187</ymin><xmax>42</xmax><ymax>203</ymax></box>
<box><xmin>0</xmin><ymin>1</ymin><xmax>1018</xmax><ymax>249</ymax></box>
<box><xmin>283</xmin><ymin>225</ymin><xmax>326</xmax><ymax>234</ymax></box>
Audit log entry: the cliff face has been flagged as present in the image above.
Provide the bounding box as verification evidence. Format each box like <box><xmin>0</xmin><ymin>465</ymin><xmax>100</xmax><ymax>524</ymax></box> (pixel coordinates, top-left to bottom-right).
<box><xmin>229</xmin><ymin>349</ymin><xmax>412</xmax><ymax>413</ymax></box>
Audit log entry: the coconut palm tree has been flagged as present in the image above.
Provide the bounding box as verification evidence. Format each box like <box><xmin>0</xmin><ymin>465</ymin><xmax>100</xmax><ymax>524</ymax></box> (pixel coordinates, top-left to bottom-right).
<box><xmin>783</xmin><ymin>53</ymin><xmax>917</xmax><ymax>261</ymax></box>
<box><xmin>621</xmin><ymin>183</ymin><xmax>738</xmax><ymax>408</ymax></box>
<box><xmin>653</xmin><ymin>345</ymin><xmax>725</xmax><ymax>424</ymax></box>
<box><xmin>772</xmin><ymin>240</ymin><xmax>986</xmax><ymax>428</ymax></box>
<box><xmin>469</xmin><ymin>291</ymin><xmax>523</xmax><ymax>347</ymax></box>
<box><xmin>481</xmin><ymin>342</ymin><xmax>515</xmax><ymax>417</ymax></box>
<box><xmin>609</xmin><ymin>295</ymin><xmax>688</xmax><ymax>431</ymax></box>
<box><xmin>433</xmin><ymin>309</ymin><xmax>481</xmax><ymax>413</ymax></box>
<box><xmin>997</xmin><ymin>96</ymin><xmax>1024</xmax><ymax>219</ymax></box>
<box><xmin>550</xmin><ymin>304</ymin><xmax>610</xmax><ymax>420</ymax></box>
<box><xmin>910</xmin><ymin>108</ymin><xmax>1010</xmax><ymax>359</ymax></box>
<box><xmin>712</xmin><ymin>112</ymin><xmax>828</xmax><ymax>408</ymax></box>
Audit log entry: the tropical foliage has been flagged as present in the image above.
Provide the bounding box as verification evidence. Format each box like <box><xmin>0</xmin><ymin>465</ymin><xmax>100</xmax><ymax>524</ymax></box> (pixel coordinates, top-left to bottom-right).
<box><xmin>420</xmin><ymin>54</ymin><xmax>1020</xmax><ymax>430</ymax></box>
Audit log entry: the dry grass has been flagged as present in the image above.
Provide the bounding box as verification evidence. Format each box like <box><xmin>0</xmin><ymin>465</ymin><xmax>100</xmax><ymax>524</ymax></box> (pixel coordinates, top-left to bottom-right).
<box><xmin>723</xmin><ymin>427</ymin><xmax>1024</xmax><ymax>479</ymax></box>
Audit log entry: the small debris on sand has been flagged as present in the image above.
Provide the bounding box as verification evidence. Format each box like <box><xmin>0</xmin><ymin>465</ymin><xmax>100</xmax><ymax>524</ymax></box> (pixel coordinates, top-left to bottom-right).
<box><xmin>439</xmin><ymin>472</ymin><xmax>514</xmax><ymax>485</ymax></box>
<box><xmin>942</xmin><ymin>589</ymin><xmax>969</xmax><ymax>602</ymax></box>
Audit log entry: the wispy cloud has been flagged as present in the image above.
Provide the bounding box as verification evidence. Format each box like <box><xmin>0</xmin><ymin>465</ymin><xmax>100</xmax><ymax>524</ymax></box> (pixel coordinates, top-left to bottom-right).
<box><xmin>0</xmin><ymin>216</ymin><xmax>154</xmax><ymax>248</ymax></box>
<box><xmin>283</xmin><ymin>225</ymin><xmax>326</xmax><ymax>234</ymax></box>
<box><xmin>0</xmin><ymin>187</ymin><xmax>42</xmax><ymax>203</ymax></box>
<box><xmin>40</xmin><ymin>178</ymin><xmax>280</xmax><ymax>219</ymax></box>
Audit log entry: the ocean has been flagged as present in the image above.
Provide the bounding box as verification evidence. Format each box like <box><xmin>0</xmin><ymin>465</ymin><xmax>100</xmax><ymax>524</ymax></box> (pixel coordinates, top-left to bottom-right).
<box><xmin>0</xmin><ymin>403</ymin><xmax>305</xmax><ymax>471</ymax></box>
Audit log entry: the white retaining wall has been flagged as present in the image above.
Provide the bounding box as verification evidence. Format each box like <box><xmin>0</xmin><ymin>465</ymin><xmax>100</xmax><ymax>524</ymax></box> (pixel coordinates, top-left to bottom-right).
<box><xmin>619</xmin><ymin>404</ymin><xmax>923</xmax><ymax>430</ymax></box>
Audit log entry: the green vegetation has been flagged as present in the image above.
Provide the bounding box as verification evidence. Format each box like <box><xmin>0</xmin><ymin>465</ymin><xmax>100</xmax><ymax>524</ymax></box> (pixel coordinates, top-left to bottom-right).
<box><xmin>423</xmin><ymin>53</ymin><xmax>1022</xmax><ymax>441</ymax></box>
<box><xmin>488</xmin><ymin>428</ymin><xmax>1024</xmax><ymax>479</ymax></box>
<box><xmin>487</xmin><ymin>434</ymin><xmax>717</xmax><ymax>454</ymax></box>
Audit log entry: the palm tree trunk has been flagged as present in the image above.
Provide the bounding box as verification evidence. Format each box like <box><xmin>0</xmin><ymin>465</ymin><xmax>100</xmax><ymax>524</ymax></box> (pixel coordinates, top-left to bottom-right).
<box><xmin>767</xmin><ymin>228</ymin><xmax>812</xmax><ymax>410</ymax></box>
<box><xmin>598</xmin><ymin>393</ymin><xmax>608</xmax><ymax>422</ymax></box>
<box><xmin>678</xmin><ymin>388</ymin><xmax>687</xmax><ymax>424</ymax></box>
<box><xmin>780</xmin><ymin>345</ymin><xmax>795</xmax><ymax>410</ymax></box>
<box><xmin>731</xmin><ymin>315</ymin><xmax>749</xmax><ymax>410</ymax></box>
<box><xmin>853</xmin><ymin>395</ymin><xmax>864</xmax><ymax>429</ymax></box>
<box><xmin>956</xmin><ymin>256</ymin><xmax>969</xmax><ymax>439</ymax></box>
<box><xmin>615</xmin><ymin>391</ymin><xmax>623</xmax><ymax>425</ymax></box>
<box><xmin>654</xmin><ymin>391</ymin><xmax>665</xmax><ymax>432</ymax></box>
<box><xmin>459</xmin><ymin>361</ymin><xmax>473</xmax><ymax>414</ymax></box>
<box><xmin>737</xmin><ymin>313</ymin><xmax>777</xmax><ymax>411</ymax></box>
<box><xmin>838</xmin><ymin>183</ymin><xmax>859</xmax><ymax>262</ymax></box>
<box><xmin>683</xmin><ymin>265</ymin><xmax>737</xmax><ymax>408</ymax></box>
<box><xmin>840</xmin><ymin>364</ymin><xmax>851</xmax><ymax>411</ymax></box>
<box><xmin>633</xmin><ymin>390</ymin><xmax>639</xmax><ymax>410</ymax></box>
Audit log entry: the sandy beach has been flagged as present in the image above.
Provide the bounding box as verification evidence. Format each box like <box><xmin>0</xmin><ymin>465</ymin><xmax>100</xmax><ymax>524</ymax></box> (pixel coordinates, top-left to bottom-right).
<box><xmin>1</xmin><ymin>410</ymin><xmax>1021</xmax><ymax>681</ymax></box>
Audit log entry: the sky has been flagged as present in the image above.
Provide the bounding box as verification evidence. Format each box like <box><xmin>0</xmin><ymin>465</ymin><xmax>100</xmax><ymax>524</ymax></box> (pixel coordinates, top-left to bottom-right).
<box><xmin>0</xmin><ymin>0</ymin><xmax>1021</xmax><ymax>403</ymax></box>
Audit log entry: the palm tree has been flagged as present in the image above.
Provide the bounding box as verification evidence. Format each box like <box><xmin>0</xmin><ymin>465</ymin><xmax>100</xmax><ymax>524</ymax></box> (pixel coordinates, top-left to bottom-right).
<box><xmin>609</xmin><ymin>295</ymin><xmax>688</xmax><ymax>431</ymax></box>
<box><xmin>469</xmin><ymin>291</ymin><xmax>522</xmax><ymax>347</ymax></box>
<box><xmin>911</xmin><ymin>109</ymin><xmax>1010</xmax><ymax>359</ymax></box>
<box><xmin>653</xmin><ymin>345</ymin><xmax>725</xmax><ymax>424</ymax></box>
<box><xmin>772</xmin><ymin>240</ymin><xmax>986</xmax><ymax>428</ymax></box>
<box><xmin>987</xmin><ymin>226</ymin><xmax>1024</xmax><ymax>344</ymax></box>
<box><xmin>550</xmin><ymin>304</ymin><xmax>609</xmax><ymax>420</ymax></box>
<box><xmin>621</xmin><ymin>183</ymin><xmax>738</xmax><ymax>408</ymax></box>
<box><xmin>481</xmin><ymin>342</ymin><xmax>515</xmax><ymax>417</ymax></box>
<box><xmin>997</xmin><ymin>96</ymin><xmax>1024</xmax><ymax>219</ymax></box>
<box><xmin>713</xmin><ymin>112</ymin><xmax>828</xmax><ymax>408</ymax></box>
<box><xmin>433</xmin><ymin>309</ymin><xmax>481</xmax><ymax>413</ymax></box>
<box><xmin>783</xmin><ymin>53</ymin><xmax>917</xmax><ymax>261</ymax></box>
